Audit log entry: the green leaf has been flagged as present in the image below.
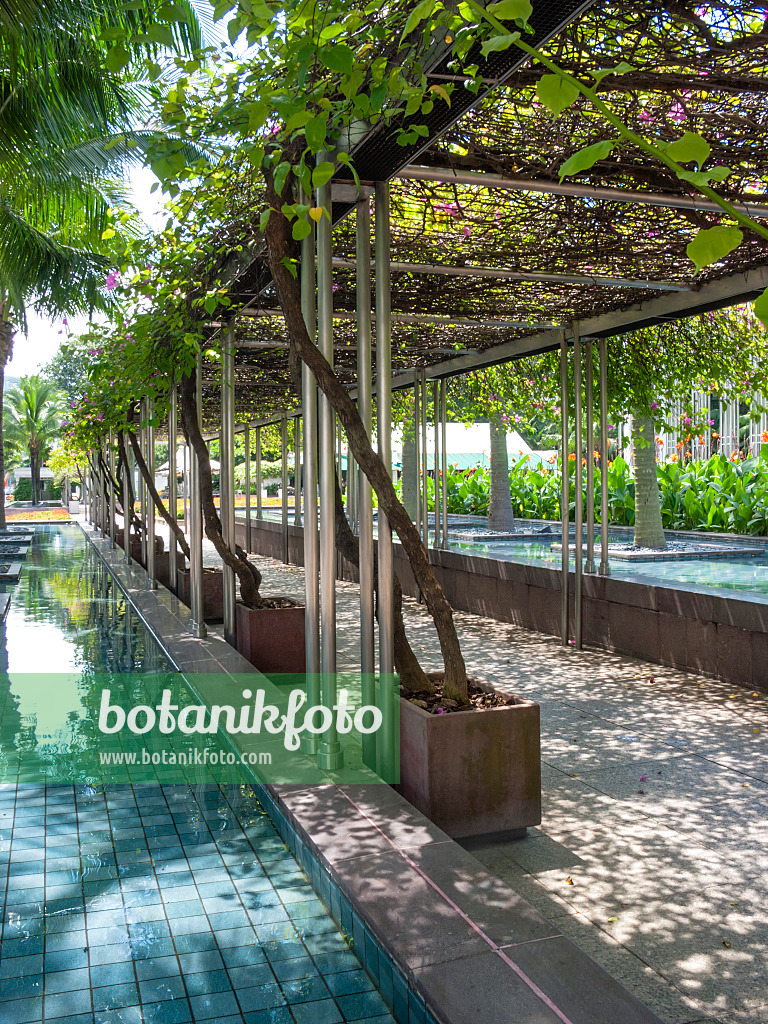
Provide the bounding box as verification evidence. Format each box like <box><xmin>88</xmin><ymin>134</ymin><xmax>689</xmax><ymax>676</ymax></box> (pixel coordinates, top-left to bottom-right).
<box><xmin>319</xmin><ymin>45</ymin><xmax>355</xmax><ymax>76</ymax></box>
<box><xmin>558</xmin><ymin>140</ymin><xmax>614</xmax><ymax>181</ymax></box>
<box><xmin>686</xmin><ymin>225</ymin><xmax>743</xmax><ymax>273</ymax></box>
<box><xmin>665</xmin><ymin>131</ymin><xmax>710</xmax><ymax>166</ymax></box>
<box><xmin>677</xmin><ymin>166</ymin><xmax>731</xmax><ymax>187</ymax></box>
<box><xmin>401</xmin><ymin>0</ymin><xmax>437</xmax><ymax>38</ymax></box>
<box><xmin>536</xmin><ymin>74</ymin><xmax>578</xmax><ymax>118</ymax></box>
<box><xmin>754</xmin><ymin>286</ymin><xmax>768</xmax><ymax>329</ymax></box>
<box><xmin>486</xmin><ymin>0</ymin><xmax>532</xmax><ymax>21</ymax></box>
<box><xmin>104</xmin><ymin>42</ymin><xmax>130</xmax><ymax>72</ymax></box>
<box><xmin>273</xmin><ymin>161</ymin><xmax>292</xmax><ymax>195</ymax></box>
<box><xmin>305</xmin><ymin>116</ymin><xmax>327</xmax><ymax>151</ymax></box>
<box><xmin>312</xmin><ymin>161</ymin><xmax>335</xmax><ymax>189</ymax></box>
<box><xmin>589</xmin><ymin>62</ymin><xmax>634</xmax><ymax>85</ymax></box>
<box><xmin>480</xmin><ymin>32</ymin><xmax>519</xmax><ymax>57</ymax></box>
<box><xmin>428</xmin><ymin>84</ymin><xmax>451</xmax><ymax>107</ymax></box>
<box><xmin>204</xmin><ymin>296</ymin><xmax>218</xmax><ymax>315</ymax></box>
<box><xmin>292</xmin><ymin>218</ymin><xmax>312</xmax><ymax>241</ymax></box>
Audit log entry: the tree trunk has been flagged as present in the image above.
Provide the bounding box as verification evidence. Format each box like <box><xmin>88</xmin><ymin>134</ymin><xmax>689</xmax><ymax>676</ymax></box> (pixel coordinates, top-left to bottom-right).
<box><xmin>488</xmin><ymin>413</ymin><xmax>514</xmax><ymax>531</ymax></box>
<box><xmin>126</xmin><ymin>421</ymin><xmax>190</xmax><ymax>561</ymax></box>
<box><xmin>0</xmin><ymin>310</ymin><xmax>12</xmax><ymax>530</ymax></box>
<box><xmin>631</xmin><ymin>412</ymin><xmax>666</xmax><ymax>550</ymax></box>
<box><xmin>30</xmin><ymin>445</ymin><xmax>39</xmax><ymax>505</ymax></box>
<box><xmin>332</xmin><ymin>471</ymin><xmax>433</xmax><ymax>694</ymax></box>
<box><xmin>263</xmin><ymin>189</ymin><xmax>468</xmax><ymax>702</ymax></box>
<box><xmin>179</xmin><ymin>371</ymin><xmax>265</xmax><ymax>608</ymax></box>
<box><xmin>400</xmin><ymin>418</ymin><xmax>418</xmax><ymax>519</ymax></box>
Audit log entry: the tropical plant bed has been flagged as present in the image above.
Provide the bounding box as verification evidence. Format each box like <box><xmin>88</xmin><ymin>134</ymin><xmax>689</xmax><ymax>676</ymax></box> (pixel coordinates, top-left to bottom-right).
<box><xmin>235</xmin><ymin>599</ymin><xmax>305</xmax><ymax>675</ymax></box>
<box><xmin>4</xmin><ymin>509</ymin><xmax>70</xmax><ymax>522</ymax></box>
<box><xmin>397</xmin><ymin>676</ymin><xmax>541</xmax><ymax>839</ymax></box>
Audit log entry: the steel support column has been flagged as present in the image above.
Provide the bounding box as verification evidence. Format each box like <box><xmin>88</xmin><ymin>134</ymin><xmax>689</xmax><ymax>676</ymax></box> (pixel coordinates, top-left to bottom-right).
<box><xmin>421</xmin><ymin>369</ymin><xmax>428</xmax><ymax>547</ymax></box>
<box><xmin>584</xmin><ymin>340</ymin><xmax>596</xmax><ymax>575</ymax></box>
<box><xmin>599</xmin><ymin>338</ymin><xmax>611</xmax><ymax>577</ymax></box>
<box><xmin>294</xmin><ymin>417</ymin><xmax>301</xmax><ymax>527</ymax></box>
<box><xmin>414</xmin><ymin>381</ymin><xmax>421</xmax><ymax>538</ymax></box>
<box><xmin>301</xmin><ymin>207</ymin><xmax>320</xmax><ymax>740</ymax></box>
<box><xmin>169</xmin><ymin>388</ymin><xmax>178</xmax><ymax>593</ymax></box>
<box><xmin>222</xmin><ymin>328</ymin><xmax>236</xmax><ymax>644</ymax></box>
<box><xmin>375</xmin><ymin>180</ymin><xmax>394</xmax><ymax>778</ymax></box>
<box><xmin>560</xmin><ymin>333</ymin><xmax>570</xmax><ymax>646</ymax></box>
<box><xmin>122</xmin><ymin>437</ymin><xmax>132</xmax><ymax>566</ymax></box>
<box><xmin>138</xmin><ymin>412</ymin><xmax>147</xmax><ymax>564</ymax></box>
<box><xmin>256</xmin><ymin>428</ymin><xmax>262</xmax><ymax>520</ymax></box>
<box><xmin>441</xmin><ymin>379</ymin><xmax>448</xmax><ymax>548</ymax></box>
<box><xmin>188</xmin><ymin>353</ymin><xmax>206</xmax><ymax>638</ymax></box>
<box><xmin>317</xmin><ymin>173</ymin><xmax>342</xmax><ymax>771</ymax></box>
<box><xmin>281</xmin><ymin>412</ymin><xmax>289</xmax><ymax>565</ymax></box>
<box><xmin>244</xmin><ymin>426</ymin><xmax>251</xmax><ymax>554</ymax></box>
<box><xmin>573</xmin><ymin>326</ymin><xmax>583</xmax><ymax>650</ymax></box>
<box><xmin>109</xmin><ymin>431</ymin><xmax>116</xmax><ymax>548</ymax></box>
<box><xmin>357</xmin><ymin>194</ymin><xmax>375</xmax><ymax>767</ymax></box>
<box><xmin>145</xmin><ymin>401</ymin><xmax>157</xmax><ymax>590</ymax></box>
<box><xmin>433</xmin><ymin>382</ymin><xmax>440</xmax><ymax>548</ymax></box>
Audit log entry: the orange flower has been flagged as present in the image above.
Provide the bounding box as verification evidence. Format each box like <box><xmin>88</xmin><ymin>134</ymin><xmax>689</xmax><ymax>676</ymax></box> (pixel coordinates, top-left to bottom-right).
<box><xmin>762</xmin><ymin>430</ymin><xmax>768</xmax><ymax>443</ymax></box>
<box><xmin>568</xmin><ymin>452</ymin><xmax>576</xmax><ymax>460</ymax></box>
<box><xmin>671</xmin><ymin>453</ymin><xmax>679</xmax><ymax>462</ymax></box>
<box><xmin>548</xmin><ymin>455</ymin><xmax>556</xmax><ymax>464</ymax></box>
<box><xmin>730</xmin><ymin>451</ymin><xmax>740</xmax><ymax>462</ymax></box>
<box><xmin>593</xmin><ymin>449</ymin><xmax>600</xmax><ymax>460</ymax></box>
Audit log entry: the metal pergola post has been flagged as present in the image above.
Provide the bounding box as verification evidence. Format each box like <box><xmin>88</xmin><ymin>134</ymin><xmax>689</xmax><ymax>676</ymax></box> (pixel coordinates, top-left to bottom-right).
<box><xmin>222</xmin><ymin>327</ymin><xmax>236</xmax><ymax>644</ymax></box>
<box><xmin>433</xmin><ymin>381</ymin><xmax>440</xmax><ymax>548</ymax></box>
<box><xmin>189</xmin><ymin>353</ymin><xmax>206</xmax><ymax>638</ymax></box>
<box><xmin>301</xmin><ymin>206</ymin><xmax>320</xmax><ymax>737</ymax></box>
<box><xmin>183</xmin><ymin>444</ymin><xmax>189</xmax><ymax>535</ymax></box>
<box><xmin>109</xmin><ymin>431</ymin><xmax>116</xmax><ymax>548</ymax></box>
<box><xmin>294</xmin><ymin>417</ymin><xmax>301</xmax><ymax>527</ymax></box>
<box><xmin>146</xmin><ymin>401</ymin><xmax>157</xmax><ymax>589</ymax></box>
<box><xmin>584</xmin><ymin>340</ymin><xmax>596</xmax><ymax>575</ymax></box>
<box><xmin>255</xmin><ymin>427</ymin><xmax>262</xmax><ymax>520</ymax></box>
<box><xmin>357</xmin><ymin>194</ymin><xmax>376</xmax><ymax>767</ymax></box>
<box><xmin>281</xmin><ymin>412</ymin><xmax>289</xmax><ymax>565</ymax></box>
<box><xmin>421</xmin><ymin>368</ymin><xmax>428</xmax><ymax>547</ymax></box>
<box><xmin>560</xmin><ymin>333</ymin><xmax>570</xmax><ymax>646</ymax></box>
<box><xmin>168</xmin><ymin>388</ymin><xmax>179</xmax><ymax>594</ymax></box>
<box><xmin>414</xmin><ymin>380</ymin><xmax>421</xmax><ymax>538</ymax></box>
<box><xmin>441</xmin><ymin>379</ymin><xmax>448</xmax><ymax>548</ymax></box>
<box><xmin>317</xmin><ymin>172</ymin><xmax>342</xmax><ymax>771</ymax></box>
<box><xmin>138</xmin><ymin>411</ymin><xmax>147</xmax><ymax>565</ymax></box>
<box><xmin>599</xmin><ymin>338</ymin><xmax>611</xmax><ymax>577</ymax></box>
<box><xmin>375</xmin><ymin>180</ymin><xmax>395</xmax><ymax>776</ymax></box>
<box><xmin>244</xmin><ymin>426</ymin><xmax>251</xmax><ymax>554</ymax></box>
<box><xmin>122</xmin><ymin>436</ymin><xmax>132</xmax><ymax>566</ymax></box>
<box><xmin>573</xmin><ymin>326</ymin><xmax>583</xmax><ymax>650</ymax></box>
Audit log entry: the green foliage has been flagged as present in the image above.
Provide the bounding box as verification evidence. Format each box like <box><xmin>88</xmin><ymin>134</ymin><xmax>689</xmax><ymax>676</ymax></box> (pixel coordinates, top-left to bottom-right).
<box><xmin>13</xmin><ymin>478</ymin><xmax>33</xmax><ymax>501</ymax></box>
<box><xmin>437</xmin><ymin>454</ymin><xmax>768</xmax><ymax>536</ymax></box>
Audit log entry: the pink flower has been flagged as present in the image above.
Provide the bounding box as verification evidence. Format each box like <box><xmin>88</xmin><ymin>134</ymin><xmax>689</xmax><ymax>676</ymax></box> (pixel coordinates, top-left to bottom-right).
<box><xmin>105</xmin><ymin>270</ymin><xmax>119</xmax><ymax>291</ymax></box>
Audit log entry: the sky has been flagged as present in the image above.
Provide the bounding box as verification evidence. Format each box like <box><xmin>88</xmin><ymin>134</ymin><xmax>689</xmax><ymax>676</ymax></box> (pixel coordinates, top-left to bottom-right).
<box><xmin>6</xmin><ymin>165</ymin><xmax>166</xmax><ymax>379</ymax></box>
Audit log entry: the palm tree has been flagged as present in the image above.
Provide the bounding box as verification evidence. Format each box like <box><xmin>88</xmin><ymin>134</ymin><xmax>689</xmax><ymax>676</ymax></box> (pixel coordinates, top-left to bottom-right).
<box><xmin>0</xmin><ymin>0</ymin><xmax>210</xmax><ymax>526</ymax></box>
<box><xmin>4</xmin><ymin>377</ymin><xmax>64</xmax><ymax>504</ymax></box>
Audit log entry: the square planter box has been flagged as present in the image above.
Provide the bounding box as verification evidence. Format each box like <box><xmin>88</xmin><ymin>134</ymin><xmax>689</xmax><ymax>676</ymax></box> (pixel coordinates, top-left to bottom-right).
<box><xmin>69</xmin><ymin>500</ymin><xmax>80</xmax><ymax>514</ymax></box>
<box><xmin>177</xmin><ymin>568</ymin><xmax>224</xmax><ymax>623</ymax></box>
<box><xmin>397</xmin><ymin>690</ymin><xmax>541</xmax><ymax>839</ymax></box>
<box><xmin>156</xmin><ymin>550</ymin><xmax>187</xmax><ymax>591</ymax></box>
<box><xmin>235</xmin><ymin>601</ymin><xmax>306</xmax><ymax>674</ymax></box>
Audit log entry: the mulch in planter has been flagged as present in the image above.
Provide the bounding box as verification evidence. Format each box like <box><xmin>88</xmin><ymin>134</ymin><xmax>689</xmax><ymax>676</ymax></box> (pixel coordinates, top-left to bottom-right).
<box><xmin>401</xmin><ymin>678</ymin><xmax>516</xmax><ymax>715</ymax></box>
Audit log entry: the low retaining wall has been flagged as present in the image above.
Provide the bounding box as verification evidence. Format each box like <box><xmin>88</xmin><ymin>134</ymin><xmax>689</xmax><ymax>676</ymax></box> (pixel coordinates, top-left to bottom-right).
<box><xmin>237</xmin><ymin>517</ymin><xmax>768</xmax><ymax>691</ymax></box>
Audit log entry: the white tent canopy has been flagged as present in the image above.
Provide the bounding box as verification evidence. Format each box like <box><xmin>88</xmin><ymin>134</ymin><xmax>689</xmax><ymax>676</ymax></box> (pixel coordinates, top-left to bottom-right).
<box><xmin>14</xmin><ymin>466</ymin><xmax>54</xmax><ymax>479</ymax></box>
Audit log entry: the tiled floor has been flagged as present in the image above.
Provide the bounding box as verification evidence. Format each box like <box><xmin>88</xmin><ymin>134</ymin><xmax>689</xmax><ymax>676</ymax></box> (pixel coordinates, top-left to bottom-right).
<box><xmin>0</xmin><ymin>783</ymin><xmax>394</xmax><ymax>1024</ymax></box>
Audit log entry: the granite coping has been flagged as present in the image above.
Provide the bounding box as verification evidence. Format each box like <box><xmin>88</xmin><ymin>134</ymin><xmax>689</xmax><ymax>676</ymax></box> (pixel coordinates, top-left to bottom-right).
<box><xmin>83</xmin><ymin>522</ymin><xmax>664</xmax><ymax>1024</ymax></box>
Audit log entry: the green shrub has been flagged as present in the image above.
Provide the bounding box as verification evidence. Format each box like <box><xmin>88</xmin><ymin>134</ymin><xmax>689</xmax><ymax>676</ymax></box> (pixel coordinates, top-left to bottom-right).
<box><xmin>14</xmin><ymin>478</ymin><xmax>33</xmax><ymax>502</ymax></box>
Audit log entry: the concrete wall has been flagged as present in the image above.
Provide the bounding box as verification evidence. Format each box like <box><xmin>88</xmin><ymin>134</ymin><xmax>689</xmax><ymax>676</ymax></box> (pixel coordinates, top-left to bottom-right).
<box><xmin>237</xmin><ymin>518</ymin><xmax>767</xmax><ymax>691</ymax></box>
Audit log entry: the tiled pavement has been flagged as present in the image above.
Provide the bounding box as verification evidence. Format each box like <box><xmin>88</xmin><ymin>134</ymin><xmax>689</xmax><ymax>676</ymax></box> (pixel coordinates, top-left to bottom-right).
<box><xmin>204</xmin><ymin>535</ymin><xmax>768</xmax><ymax>1024</ymax></box>
<box><xmin>0</xmin><ymin>782</ymin><xmax>394</xmax><ymax>1024</ymax></box>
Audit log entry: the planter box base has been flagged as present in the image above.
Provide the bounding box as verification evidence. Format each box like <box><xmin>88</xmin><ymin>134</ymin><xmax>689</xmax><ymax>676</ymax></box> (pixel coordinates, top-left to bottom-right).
<box><xmin>177</xmin><ymin>569</ymin><xmax>224</xmax><ymax>623</ymax></box>
<box><xmin>397</xmin><ymin>690</ymin><xmax>541</xmax><ymax>839</ymax></box>
<box><xmin>235</xmin><ymin>601</ymin><xmax>306</xmax><ymax>674</ymax></box>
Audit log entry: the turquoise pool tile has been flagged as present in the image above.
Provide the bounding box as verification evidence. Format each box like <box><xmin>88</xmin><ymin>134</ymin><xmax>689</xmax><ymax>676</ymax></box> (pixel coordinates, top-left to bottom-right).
<box><xmin>164</xmin><ymin>899</ymin><xmax>205</xmax><ymax>920</ymax></box>
<box><xmin>139</xmin><ymin>974</ymin><xmax>187</xmax><ymax>1003</ymax></box>
<box><xmin>281</xmin><ymin>974</ymin><xmax>332</xmax><ymax>1005</ymax></box>
<box><xmin>44</xmin><ymin>949</ymin><xmax>89</xmax><ymax>973</ymax></box>
<box><xmin>242</xmin><ymin>1009</ymin><xmax>294</xmax><ymax>1024</ymax></box>
<box><xmin>135</xmin><ymin>956</ymin><xmax>182</xmax><ymax>982</ymax></box>
<box><xmin>290</xmin><ymin>997</ymin><xmax>344</xmax><ymax>1024</ymax></box>
<box><xmin>227</xmin><ymin>963</ymin><xmax>275</xmax><ymax>989</ymax></box>
<box><xmin>45</xmin><ymin>929</ymin><xmax>87</xmax><ymax>952</ymax></box>
<box><xmin>311</xmin><ymin>950</ymin><xmax>361</xmax><ymax>975</ymax></box>
<box><xmin>220</xmin><ymin>943</ymin><xmax>267</xmax><ymax>969</ymax></box>
<box><xmin>0</xmin><ymin>974</ymin><xmax>43</xmax><ymax>1001</ymax></box>
<box><xmin>176</xmin><ymin>949</ymin><xmax>225</xmax><ymax>975</ymax></box>
<box><xmin>338</xmin><ymin>990</ymin><xmax>391</xmax><ymax>1021</ymax></box>
<box><xmin>92</xmin><ymin>982</ymin><xmax>139</xmax><ymax>1012</ymax></box>
<box><xmin>182</xmin><ymin>968</ymin><xmax>232</xmax><ymax>997</ymax></box>
<box><xmin>88</xmin><ymin>961</ymin><xmax>136</xmax><ymax>986</ymax></box>
<box><xmin>188</xmin><ymin>990</ymin><xmax>240</xmax><ymax>1020</ymax></box>
<box><xmin>141</xmin><ymin>1003</ymin><xmax>193</xmax><ymax>1024</ymax></box>
<box><xmin>0</xmin><ymin>995</ymin><xmax>43</xmax><ymax>1023</ymax></box>
<box><xmin>271</xmin><ymin>956</ymin><xmax>318</xmax><ymax>982</ymax></box>
<box><xmin>325</xmin><ymin>969</ymin><xmax>376</xmax><ymax>997</ymax></box>
<box><xmin>234</xmin><ymin>984</ymin><xmax>286</xmax><ymax>1013</ymax></box>
<box><xmin>43</xmin><ymin>987</ymin><xmax>92</xmax><ymax>1018</ymax></box>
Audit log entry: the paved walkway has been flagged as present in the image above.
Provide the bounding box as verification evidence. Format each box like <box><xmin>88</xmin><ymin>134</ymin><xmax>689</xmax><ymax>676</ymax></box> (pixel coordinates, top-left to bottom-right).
<box><xmin>166</xmin><ymin>528</ymin><xmax>768</xmax><ymax>1024</ymax></box>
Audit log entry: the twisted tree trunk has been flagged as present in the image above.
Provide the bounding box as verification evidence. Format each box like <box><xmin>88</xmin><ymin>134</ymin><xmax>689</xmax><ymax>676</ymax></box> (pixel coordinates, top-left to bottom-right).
<box><xmin>179</xmin><ymin>370</ymin><xmax>264</xmax><ymax>608</ymax></box>
<box><xmin>332</xmin><ymin>472</ymin><xmax>433</xmax><ymax>695</ymax></box>
<box><xmin>263</xmin><ymin>186</ymin><xmax>468</xmax><ymax>701</ymax></box>
<box><xmin>631</xmin><ymin>412</ymin><xmax>667</xmax><ymax>550</ymax></box>
<box><xmin>488</xmin><ymin>413</ymin><xmax>514</xmax><ymax>531</ymax></box>
<box><xmin>125</xmin><ymin>411</ymin><xmax>190</xmax><ymax>560</ymax></box>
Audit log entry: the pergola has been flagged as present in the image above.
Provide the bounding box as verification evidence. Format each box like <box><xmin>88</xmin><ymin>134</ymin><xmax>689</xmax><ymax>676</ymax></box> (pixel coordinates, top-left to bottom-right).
<box><xmin>87</xmin><ymin>0</ymin><xmax>768</xmax><ymax>767</ymax></box>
